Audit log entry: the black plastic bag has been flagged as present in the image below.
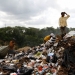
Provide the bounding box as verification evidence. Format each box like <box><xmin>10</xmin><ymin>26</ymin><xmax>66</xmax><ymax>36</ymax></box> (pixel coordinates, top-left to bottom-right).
<box><xmin>2</xmin><ymin>65</ymin><xmax>17</xmax><ymax>72</ymax></box>
<box><xmin>19</xmin><ymin>67</ymin><xmax>33</xmax><ymax>75</ymax></box>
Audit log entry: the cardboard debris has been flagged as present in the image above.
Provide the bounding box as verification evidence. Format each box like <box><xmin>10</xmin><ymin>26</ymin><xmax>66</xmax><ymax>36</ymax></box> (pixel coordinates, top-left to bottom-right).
<box><xmin>17</xmin><ymin>46</ymin><xmax>31</xmax><ymax>52</ymax></box>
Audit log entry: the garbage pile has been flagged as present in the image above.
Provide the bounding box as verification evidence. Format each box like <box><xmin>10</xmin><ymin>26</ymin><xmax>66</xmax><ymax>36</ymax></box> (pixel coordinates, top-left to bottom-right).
<box><xmin>0</xmin><ymin>31</ymin><xmax>75</xmax><ymax>75</ymax></box>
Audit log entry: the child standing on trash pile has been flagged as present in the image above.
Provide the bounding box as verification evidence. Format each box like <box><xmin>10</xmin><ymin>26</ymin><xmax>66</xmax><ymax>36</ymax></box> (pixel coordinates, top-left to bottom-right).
<box><xmin>59</xmin><ymin>12</ymin><xmax>70</xmax><ymax>38</ymax></box>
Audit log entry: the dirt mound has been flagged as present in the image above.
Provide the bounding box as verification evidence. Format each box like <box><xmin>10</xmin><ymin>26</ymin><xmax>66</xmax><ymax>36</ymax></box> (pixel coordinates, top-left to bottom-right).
<box><xmin>17</xmin><ymin>46</ymin><xmax>31</xmax><ymax>52</ymax></box>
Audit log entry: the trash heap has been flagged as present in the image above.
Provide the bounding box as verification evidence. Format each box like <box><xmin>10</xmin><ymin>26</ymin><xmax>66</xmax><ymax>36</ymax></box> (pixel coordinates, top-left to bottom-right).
<box><xmin>0</xmin><ymin>31</ymin><xmax>75</xmax><ymax>75</ymax></box>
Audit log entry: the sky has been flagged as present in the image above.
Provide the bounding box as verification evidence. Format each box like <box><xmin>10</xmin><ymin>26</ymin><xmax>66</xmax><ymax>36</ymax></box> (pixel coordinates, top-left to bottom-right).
<box><xmin>0</xmin><ymin>0</ymin><xmax>75</xmax><ymax>29</ymax></box>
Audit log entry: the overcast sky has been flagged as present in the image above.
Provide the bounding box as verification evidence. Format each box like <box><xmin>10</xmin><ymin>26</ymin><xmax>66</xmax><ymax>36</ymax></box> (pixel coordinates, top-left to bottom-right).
<box><xmin>0</xmin><ymin>0</ymin><xmax>75</xmax><ymax>29</ymax></box>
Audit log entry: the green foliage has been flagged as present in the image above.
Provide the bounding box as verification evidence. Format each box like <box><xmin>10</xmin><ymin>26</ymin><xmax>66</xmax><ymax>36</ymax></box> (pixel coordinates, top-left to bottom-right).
<box><xmin>0</xmin><ymin>26</ymin><xmax>75</xmax><ymax>48</ymax></box>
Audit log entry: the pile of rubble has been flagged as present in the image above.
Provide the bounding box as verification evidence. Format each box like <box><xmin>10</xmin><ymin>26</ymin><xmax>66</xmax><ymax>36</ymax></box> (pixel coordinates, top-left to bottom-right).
<box><xmin>0</xmin><ymin>31</ymin><xmax>75</xmax><ymax>75</ymax></box>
